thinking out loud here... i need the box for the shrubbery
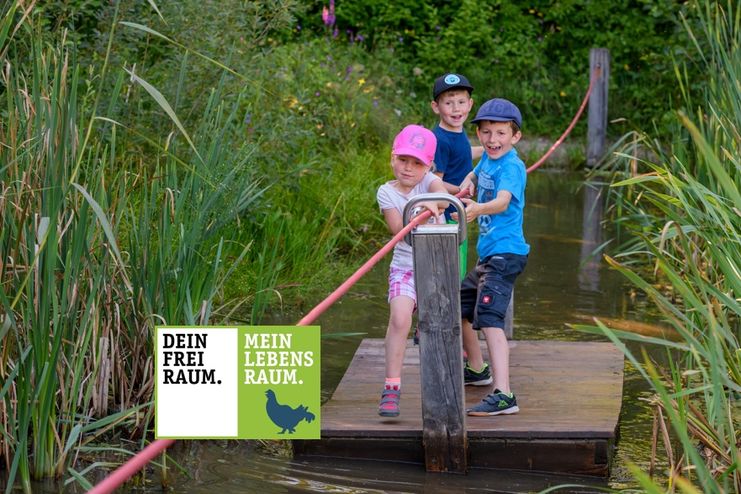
[298,0,700,137]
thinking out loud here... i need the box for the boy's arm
[471,146,484,161]
[460,190,512,223]
[458,171,477,197]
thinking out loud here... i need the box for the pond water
[6,171,668,493]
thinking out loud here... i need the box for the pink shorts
[388,267,416,303]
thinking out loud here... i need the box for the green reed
[0,2,265,490]
[579,1,740,491]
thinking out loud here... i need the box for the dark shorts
[461,254,528,330]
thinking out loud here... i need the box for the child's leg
[481,326,510,393]
[461,267,488,354]
[380,267,416,417]
[465,254,526,416]
[379,296,414,417]
[462,319,484,369]
[384,295,415,378]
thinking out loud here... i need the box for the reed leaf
[124,69,205,166]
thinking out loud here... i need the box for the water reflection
[157,441,610,493]
[578,182,605,292]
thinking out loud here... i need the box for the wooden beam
[412,225,467,473]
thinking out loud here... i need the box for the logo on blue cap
[444,74,461,85]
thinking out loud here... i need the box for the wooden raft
[295,338,624,476]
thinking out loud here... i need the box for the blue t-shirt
[432,124,473,219]
[473,148,530,257]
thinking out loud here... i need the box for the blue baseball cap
[432,73,474,100]
[471,98,522,129]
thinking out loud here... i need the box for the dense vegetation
[580,2,740,491]
[0,0,736,492]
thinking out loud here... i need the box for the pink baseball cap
[392,124,437,166]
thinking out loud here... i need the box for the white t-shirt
[376,172,443,270]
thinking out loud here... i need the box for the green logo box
[155,326,320,439]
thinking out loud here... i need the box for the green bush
[299,0,700,137]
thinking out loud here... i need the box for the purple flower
[244,112,252,125]
[322,1,336,28]
[315,91,321,97]
[356,33,365,42]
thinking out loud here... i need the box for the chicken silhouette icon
[264,389,316,434]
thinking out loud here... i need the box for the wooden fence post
[587,48,610,167]
[406,195,467,474]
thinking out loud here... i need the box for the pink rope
[87,439,175,494]
[526,67,601,174]
[87,70,600,494]
[297,210,438,326]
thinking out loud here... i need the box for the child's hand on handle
[460,197,482,223]
[411,201,443,222]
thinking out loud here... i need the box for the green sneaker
[464,362,493,386]
[467,389,519,416]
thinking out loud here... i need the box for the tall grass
[0,3,264,490]
[580,1,740,491]
[1,0,421,489]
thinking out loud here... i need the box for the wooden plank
[412,229,467,473]
[321,339,623,437]
[296,339,624,475]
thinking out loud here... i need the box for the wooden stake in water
[412,222,467,473]
[587,48,610,167]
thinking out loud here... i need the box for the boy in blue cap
[457,98,529,416]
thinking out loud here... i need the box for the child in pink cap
[376,124,447,417]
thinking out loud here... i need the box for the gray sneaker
[467,389,519,416]
[464,363,493,386]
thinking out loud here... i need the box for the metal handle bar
[401,193,466,245]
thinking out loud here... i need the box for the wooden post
[587,48,610,167]
[412,223,467,474]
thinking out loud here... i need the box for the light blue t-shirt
[473,148,530,258]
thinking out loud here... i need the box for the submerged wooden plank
[296,338,624,475]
